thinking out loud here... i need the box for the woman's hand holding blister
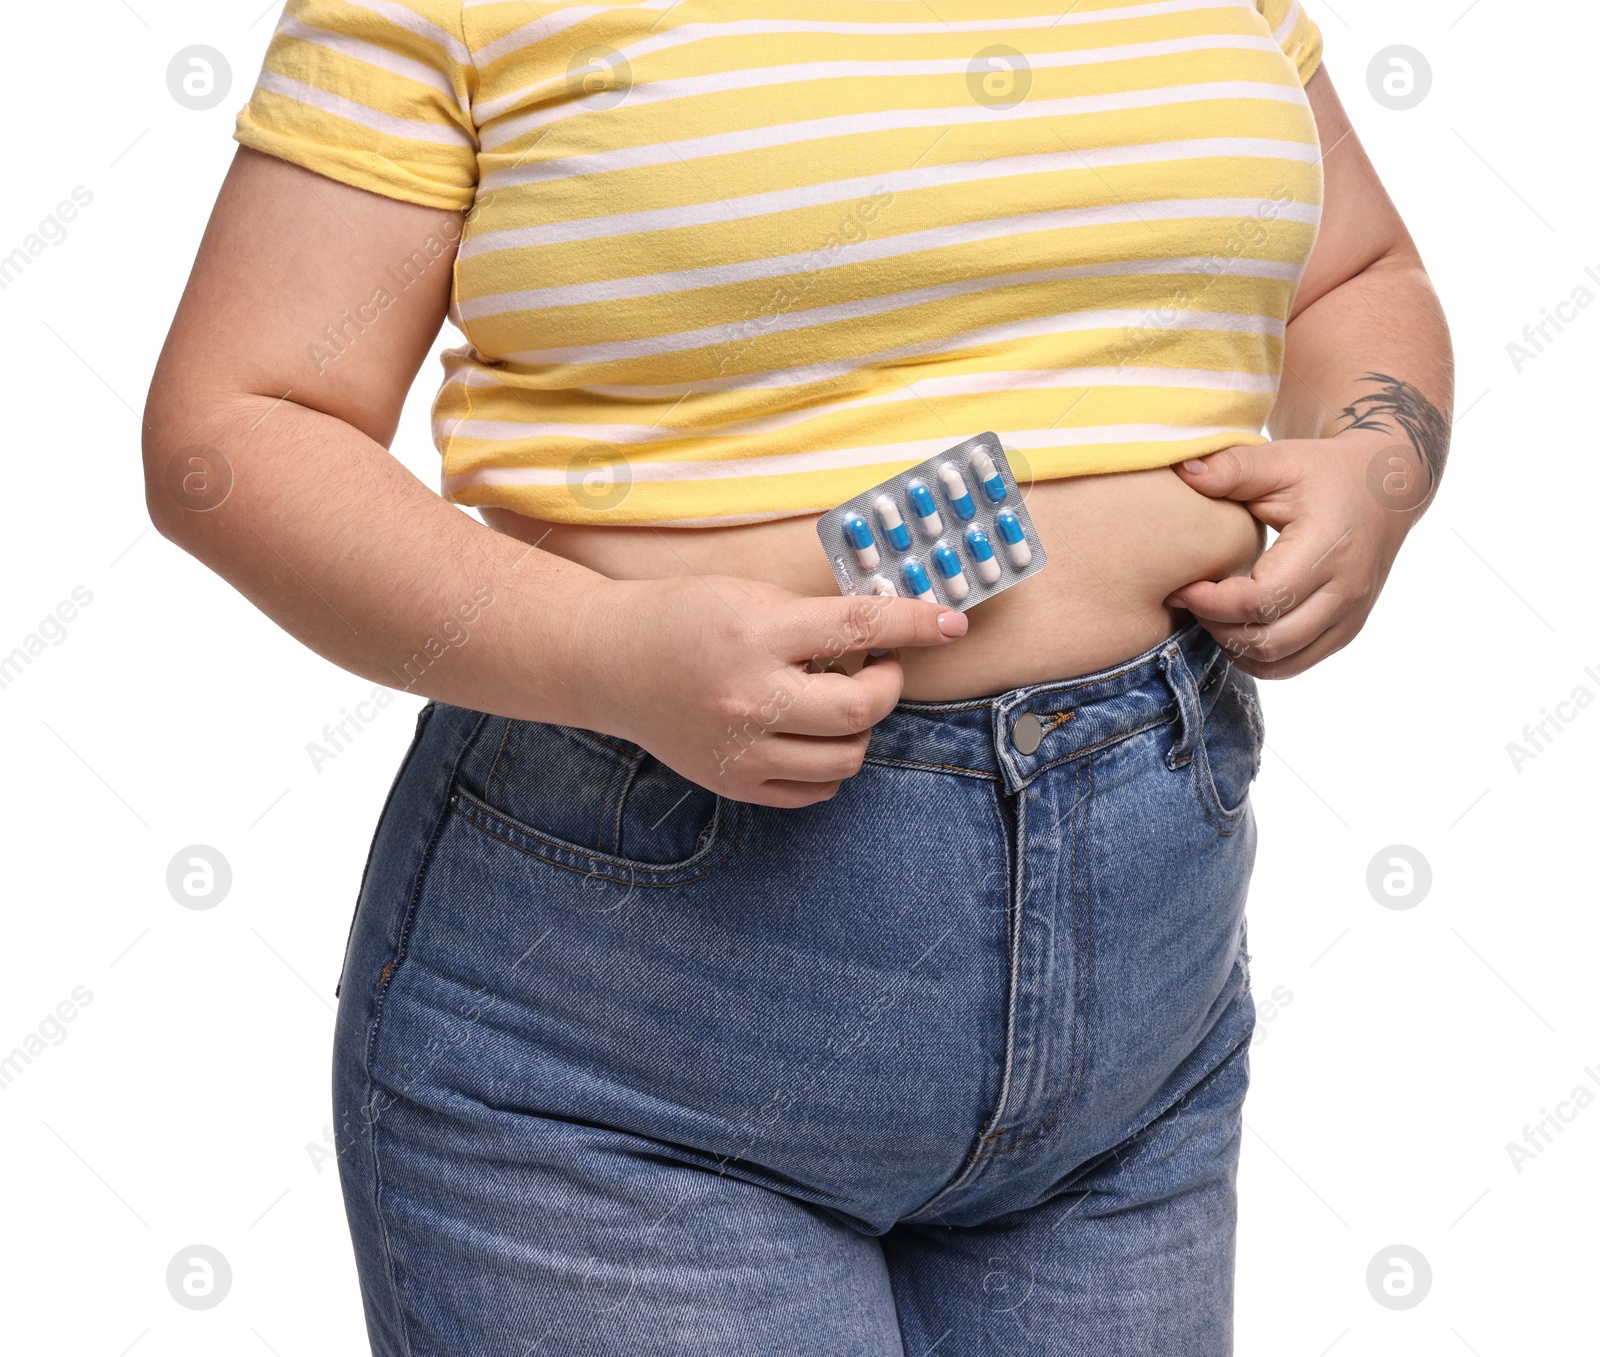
[567,575,967,808]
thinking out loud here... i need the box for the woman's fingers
[750,730,874,782]
[1219,609,1365,681]
[680,585,970,799]
[776,650,906,737]
[1169,440,1310,521]
[749,778,847,809]
[779,592,966,662]
[1196,585,1347,670]
[1167,519,1351,625]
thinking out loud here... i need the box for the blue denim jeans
[331,619,1265,1355]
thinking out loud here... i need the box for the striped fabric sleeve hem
[234,107,478,209]
[1258,0,1323,85]
[233,0,478,211]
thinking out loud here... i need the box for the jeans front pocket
[449,716,744,885]
[1192,658,1265,828]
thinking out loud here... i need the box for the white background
[1,2,1594,1353]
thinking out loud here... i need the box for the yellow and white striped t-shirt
[236,0,1325,526]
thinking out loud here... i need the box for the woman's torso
[237,2,1321,692]
[433,1,1314,695]
[483,469,1264,699]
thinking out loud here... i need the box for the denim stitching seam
[974,757,1094,1156]
[449,787,746,886]
[1011,715,1172,787]
[364,707,488,1357]
[485,716,515,804]
[861,754,996,779]
[504,720,529,801]
[592,741,637,852]
[1192,751,1250,835]
[606,748,647,856]
[899,777,1026,1221]
[338,703,435,1000]
[959,771,1030,1165]
[927,781,1015,1205]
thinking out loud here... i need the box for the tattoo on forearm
[1337,372,1450,493]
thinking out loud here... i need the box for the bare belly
[481,466,1265,701]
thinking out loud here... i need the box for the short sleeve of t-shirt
[1257,0,1324,85]
[233,0,477,211]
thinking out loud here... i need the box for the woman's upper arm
[1290,65,1421,324]
[145,146,463,457]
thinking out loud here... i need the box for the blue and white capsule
[969,447,1008,504]
[906,480,943,538]
[995,510,1032,567]
[937,464,977,521]
[842,514,879,569]
[900,559,937,604]
[931,543,969,602]
[963,525,1003,585]
[873,494,912,551]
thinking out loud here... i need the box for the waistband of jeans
[863,619,1227,794]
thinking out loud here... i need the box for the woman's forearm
[1166,233,1455,675]
[1270,247,1456,499]
[142,391,606,727]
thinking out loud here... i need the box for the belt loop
[1158,638,1201,771]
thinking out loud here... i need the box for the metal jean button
[1010,712,1043,755]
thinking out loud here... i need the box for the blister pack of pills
[815,432,1048,611]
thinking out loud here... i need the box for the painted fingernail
[1181,459,1208,474]
[937,610,968,636]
